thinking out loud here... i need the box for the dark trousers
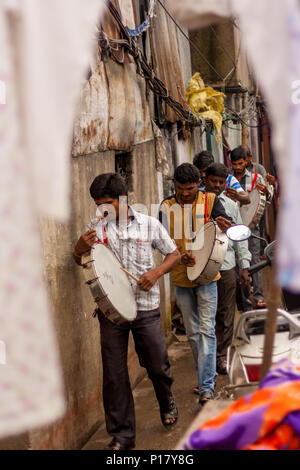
[98,309,174,446]
[236,227,264,311]
[236,268,252,312]
[216,268,236,360]
[248,227,264,302]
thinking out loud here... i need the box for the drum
[81,243,137,325]
[187,221,228,285]
[239,189,266,230]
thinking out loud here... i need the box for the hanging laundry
[276,0,300,292]
[186,72,225,142]
[0,0,103,439]
[181,360,300,450]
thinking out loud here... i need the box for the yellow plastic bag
[186,73,225,141]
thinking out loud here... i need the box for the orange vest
[160,192,220,287]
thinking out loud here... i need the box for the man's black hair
[193,151,215,170]
[241,144,251,157]
[230,146,247,162]
[90,173,128,200]
[206,163,229,179]
[174,163,200,184]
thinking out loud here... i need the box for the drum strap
[204,192,208,223]
[101,221,109,247]
[251,172,258,191]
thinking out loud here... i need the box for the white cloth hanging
[276,0,300,291]
[0,0,103,439]
[17,0,104,221]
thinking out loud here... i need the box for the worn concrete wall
[29,152,115,450]
[33,147,168,450]
[0,142,172,450]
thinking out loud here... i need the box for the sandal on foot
[160,397,178,427]
[193,386,200,395]
[106,437,135,451]
[199,391,213,407]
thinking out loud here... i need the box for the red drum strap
[251,173,258,191]
[205,192,208,223]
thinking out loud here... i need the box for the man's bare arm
[73,229,97,265]
[226,188,250,205]
[138,250,181,292]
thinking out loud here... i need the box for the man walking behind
[205,163,251,374]
[74,173,180,450]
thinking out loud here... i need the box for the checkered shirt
[87,208,177,311]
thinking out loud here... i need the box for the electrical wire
[100,0,203,125]
[225,105,263,128]
[223,116,268,130]
[101,0,258,132]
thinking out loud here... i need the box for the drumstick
[120,266,140,283]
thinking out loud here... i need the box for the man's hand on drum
[74,229,97,256]
[239,269,250,287]
[137,269,160,292]
[256,182,268,195]
[266,173,276,186]
[181,253,196,267]
[215,216,232,233]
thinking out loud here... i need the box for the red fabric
[251,172,258,191]
[205,192,208,223]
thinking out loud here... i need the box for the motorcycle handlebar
[248,259,270,275]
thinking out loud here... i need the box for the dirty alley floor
[82,334,230,451]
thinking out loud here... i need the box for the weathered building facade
[0,1,260,450]
[190,20,275,238]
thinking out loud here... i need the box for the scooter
[223,225,300,399]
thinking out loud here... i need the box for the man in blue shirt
[193,151,250,205]
[205,163,251,374]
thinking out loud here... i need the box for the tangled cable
[99,0,202,126]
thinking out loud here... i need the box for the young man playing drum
[73,173,181,451]
[204,163,251,375]
[159,163,232,406]
[230,146,273,310]
[242,143,276,257]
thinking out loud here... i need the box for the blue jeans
[176,283,217,396]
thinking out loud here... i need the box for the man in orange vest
[159,163,232,405]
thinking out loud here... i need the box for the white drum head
[93,244,137,321]
[240,189,260,227]
[187,222,216,282]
